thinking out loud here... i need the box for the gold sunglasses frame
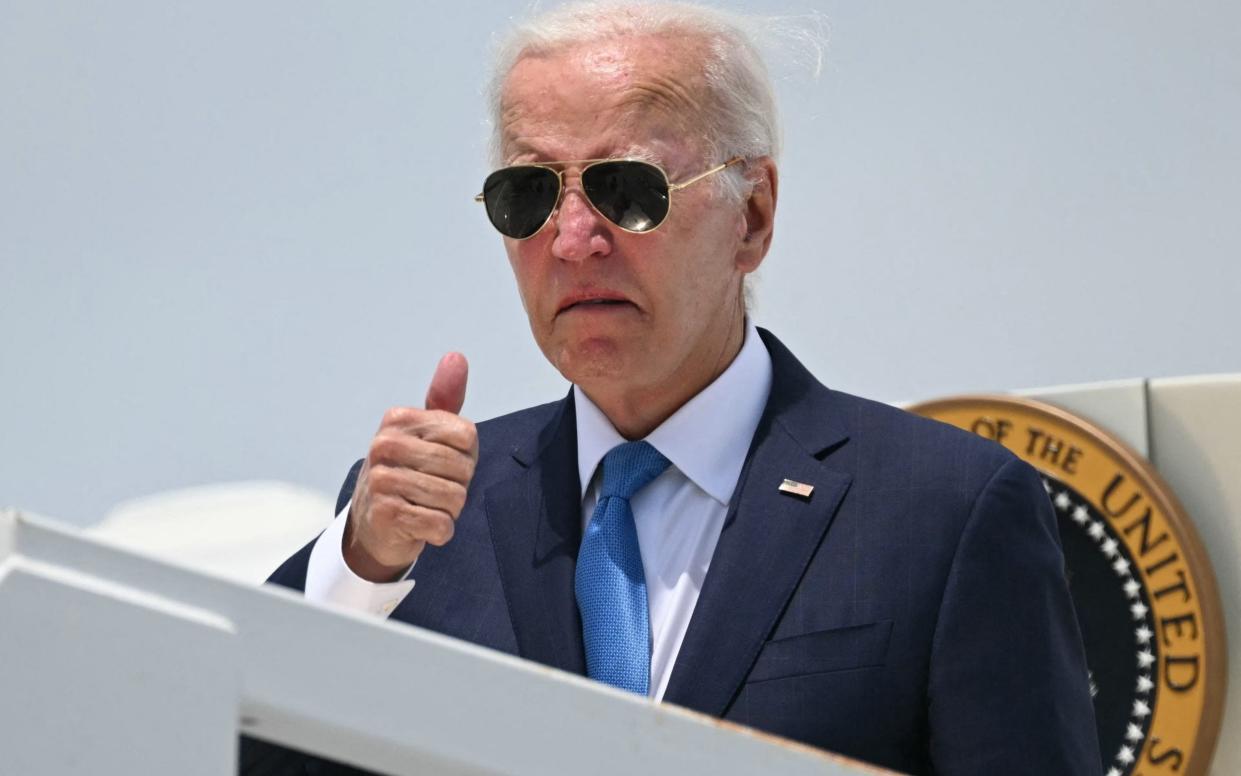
[474,156,744,239]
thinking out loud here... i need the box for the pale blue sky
[3,1,1238,524]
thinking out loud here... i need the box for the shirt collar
[574,321,773,505]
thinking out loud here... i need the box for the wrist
[342,511,417,583]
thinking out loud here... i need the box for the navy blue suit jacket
[253,329,1100,775]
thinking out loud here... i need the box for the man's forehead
[505,32,708,88]
[498,35,710,161]
[499,108,673,163]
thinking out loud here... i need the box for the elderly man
[247,3,1101,774]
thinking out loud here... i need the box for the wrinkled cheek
[507,273,554,352]
[513,282,534,315]
[506,263,537,318]
[507,245,552,317]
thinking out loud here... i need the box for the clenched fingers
[368,429,477,484]
[378,407,478,457]
[368,492,458,548]
[366,464,469,518]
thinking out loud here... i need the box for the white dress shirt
[305,322,773,700]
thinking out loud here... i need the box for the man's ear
[735,156,778,273]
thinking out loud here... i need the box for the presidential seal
[908,395,1226,776]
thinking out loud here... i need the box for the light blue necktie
[575,440,671,695]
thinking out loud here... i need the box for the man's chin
[549,339,634,386]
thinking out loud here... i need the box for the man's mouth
[571,299,628,308]
[557,294,636,314]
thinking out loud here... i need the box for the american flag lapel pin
[778,479,815,499]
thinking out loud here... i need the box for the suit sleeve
[927,457,1102,775]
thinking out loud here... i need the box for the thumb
[425,352,469,414]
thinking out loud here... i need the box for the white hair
[487,1,793,203]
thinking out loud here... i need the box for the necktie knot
[599,441,671,501]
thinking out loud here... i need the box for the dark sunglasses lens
[582,161,670,232]
[482,166,560,239]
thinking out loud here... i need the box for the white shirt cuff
[304,499,417,617]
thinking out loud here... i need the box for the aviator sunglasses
[475,156,744,239]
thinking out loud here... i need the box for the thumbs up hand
[344,353,479,582]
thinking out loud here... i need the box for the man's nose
[550,188,612,262]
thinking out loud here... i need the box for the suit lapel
[484,393,587,676]
[663,330,853,715]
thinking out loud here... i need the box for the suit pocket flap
[748,620,894,682]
